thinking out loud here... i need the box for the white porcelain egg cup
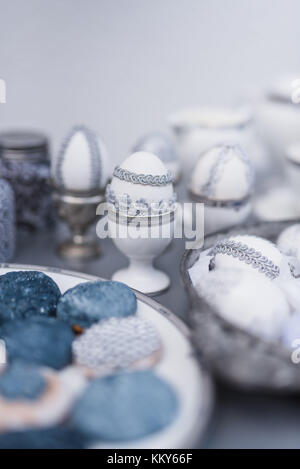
[108,210,175,295]
[107,151,176,295]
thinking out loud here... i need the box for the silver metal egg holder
[52,187,104,260]
[52,125,108,260]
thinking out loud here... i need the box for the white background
[0,0,300,163]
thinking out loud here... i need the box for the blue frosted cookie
[0,317,74,370]
[0,362,46,400]
[0,427,86,449]
[57,281,137,328]
[70,370,178,441]
[0,271,61,324]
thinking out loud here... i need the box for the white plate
[0,263,213,449]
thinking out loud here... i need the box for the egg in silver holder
[52,125,110,259]
[107,151,177,295]
[189,143,254,235]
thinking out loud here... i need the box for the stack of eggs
[132,132,180,183]
[189,144,254,234]
[52,125,110,194]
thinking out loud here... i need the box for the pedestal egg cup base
[53,190,104,261]
[57,237,101,260]
[112,265,170,296]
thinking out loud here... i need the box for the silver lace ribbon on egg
[209,239,280,280]
[113,166,173,186]
[106,184,177,216]
[201,144,254,199]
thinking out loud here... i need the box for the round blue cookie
[0,271,61,324]
[70,370,178,441]
[0,317,74,370]
[0,427,86,449]
[0,361,46,400]
[57,281,137,328]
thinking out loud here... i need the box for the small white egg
[196,268,290,341]
[190,144,254,201]
[109,151,174,210]
[132,132,180,182]
[53,125,110,193]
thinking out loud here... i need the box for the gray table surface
[14,226,300,449]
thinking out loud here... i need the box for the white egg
[53,125,110,193]
[211,235,283,278]
[109,152,174,212]
[190,144,253,201]
[196,268,290,341]
[132,133,180,182]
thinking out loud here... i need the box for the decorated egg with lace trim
[52,125,110,193]
[189,144,254,202]
[209,235,283,280]
[107,152,176,216]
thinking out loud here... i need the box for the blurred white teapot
[169,106,266,178]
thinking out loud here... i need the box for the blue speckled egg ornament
[0,271,61,324]
[0,317,74,370]
[70,371,178,441]
[0,178,15,262]
[0,427,87,449]
[0,361,46,401]
[57,281,137,328]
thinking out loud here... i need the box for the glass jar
[0,131,55,230]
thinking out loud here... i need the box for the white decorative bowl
[0,263,213,449]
